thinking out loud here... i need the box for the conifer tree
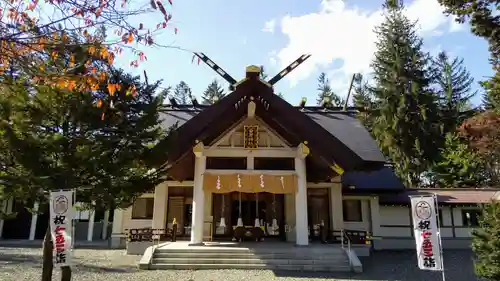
[260,66,269,80]
[173,81,191,104]
[433,51,476,134]
[0,68,170,281]
[370,0,440,186]
[427,133,484,187]
[472,201,500,281]
[316,72,344,106]
[201,80,225,105]
[352,74,375,131]
[437,0,500,111]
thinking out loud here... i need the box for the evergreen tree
[316,72,344,106]
[260,66,268,80]
[0,69,170,280]
[427,133,484,188]
[370,0,440,187]
[159,86,172,101]
[433,51,476,133]
[201,80,225,105]
[173,81,191,104]
[352,74,375,131]
[437,0,500,111]
[472,201,500,281]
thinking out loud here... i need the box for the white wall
[378,205,479,239]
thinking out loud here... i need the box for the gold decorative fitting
[243,125,259,149]
[246,65,261,73]
[193,142,203,154]
[301,142,310,156]
[330,163,344,175]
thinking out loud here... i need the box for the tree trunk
[41,225,53,281]
[61,266,72,281]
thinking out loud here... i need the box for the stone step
[149,263,352,272]
[152,257,350,265]
[153,252,346,259]
[154,248,344,255]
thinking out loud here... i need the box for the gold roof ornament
[330,163,344,175]
[246,65,261,73]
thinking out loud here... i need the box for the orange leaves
[107,83,121,96]
[88,46,97,56]
[107,52,115,64]
[95,8,103,18]
[100,47,109,59]
[68,55,75,68]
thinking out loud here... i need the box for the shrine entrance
[212,192,286,241]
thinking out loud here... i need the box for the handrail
[340,228,352,267]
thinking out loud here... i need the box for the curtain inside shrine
[203,173,297,194]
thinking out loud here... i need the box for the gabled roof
[342,166,405,190]
[154,77,386,181]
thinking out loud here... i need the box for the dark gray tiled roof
[303,111,385,163]
[159,106,385,163]
[159,108,201,129]
[342,166,405,190]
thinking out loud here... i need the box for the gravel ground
[0,247,479,281]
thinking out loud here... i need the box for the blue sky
[112,0,493,106]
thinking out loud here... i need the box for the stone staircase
[148,243,355,272]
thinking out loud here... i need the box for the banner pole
[72,190,76,250]
[433,194,446,281]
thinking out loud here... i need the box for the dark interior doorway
[34,204,50,239]
[2,201,32,239]
[307,188,331,241]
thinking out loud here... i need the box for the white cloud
[271,0,465,89]
[262,19,277,33]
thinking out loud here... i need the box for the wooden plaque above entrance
[203,173,298,194]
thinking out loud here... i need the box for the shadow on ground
[0,252,137,274]
[272,250,479,281]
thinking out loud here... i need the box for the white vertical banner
[410,195,443,271]
[49,190,74,267]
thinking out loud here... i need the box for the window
[254,158,295,170]
[438,209,444,226]
[343,200,362,222]
[206,157,247,170]
[462,209,481,227]
[131,198,154,219]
